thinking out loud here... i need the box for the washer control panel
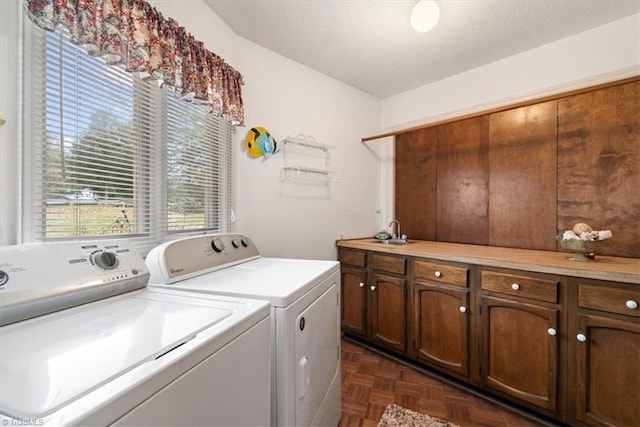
[146,233,260,284]
[0,241,149,326]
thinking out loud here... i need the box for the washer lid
[162,258,339,307]
[0,290,233,419]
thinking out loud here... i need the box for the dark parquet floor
[339,338,552,427]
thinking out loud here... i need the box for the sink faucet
[388,220,401,240]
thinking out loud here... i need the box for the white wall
[381,13,640,131]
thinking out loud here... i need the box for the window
[22,19,234,255]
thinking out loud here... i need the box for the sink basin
[372,239,412,245]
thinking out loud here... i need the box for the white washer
[0,241,271,426]
[146,233,341,427]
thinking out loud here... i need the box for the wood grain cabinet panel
[488,101,558,251]
[395,128,436,241]
[340,266,368,337]
[575,313,640,427]
[557,81,640,258]
[577,282,640,318]
[481,270,559,303]
[436,116,489,245]
[371,273,407,352]
[338,249,367,268]
[481,295,560,414]
[339,250,409,355]
[414,260,468,287]
[372,254,406,275]
[570,277,640,427]
[413,281,469,379]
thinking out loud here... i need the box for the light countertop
[336,238,640,284]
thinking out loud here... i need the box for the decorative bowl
[558,238,604,262]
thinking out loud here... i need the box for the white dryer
[146,233,341,427]
[0,241,271,426]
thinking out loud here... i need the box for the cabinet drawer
[372,254,406,275]
[578,283,640,318]
[339,249,366,268]
[414,260,468,287]
[481,271,558,303]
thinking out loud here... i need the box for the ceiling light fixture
[410,0,440,33]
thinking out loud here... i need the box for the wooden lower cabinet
[371,272,406,352]
[338,246,639,426]
[574,313,640,427]
[413,282,469,378]
[480,295,560,414]
[479,269,563,416]
[571,278,640,427]
[411,259,470,379]
[339,249,407,353]
[340,265,368,337]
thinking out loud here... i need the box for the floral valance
[25,0,245,126]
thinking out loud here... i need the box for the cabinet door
[488,101,557,251]
[340,266,368,337]
[558,81,640,258]
[413,282,469,378]
[395,128,436,240]
[436,116,489,245]
[371,273,406,352]
[575,313,640,427]
[481,295,559,413]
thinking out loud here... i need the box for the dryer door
[294,283,339,426]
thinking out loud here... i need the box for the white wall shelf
[281,166,339,183]
[280,134,338,184]
[281,134,335,152]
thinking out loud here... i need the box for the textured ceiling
[204,0,640,99]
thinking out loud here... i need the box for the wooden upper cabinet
[557,81,640,258]
[392,78,638,257]
[395,128,436,241]
[488,101,558,251]
[436,116,489,245]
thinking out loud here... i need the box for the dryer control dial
[241,237,250,247]
[0,270,8,286]
[92,251,119,270]
[231,238,241,249]
[211,238,225,253]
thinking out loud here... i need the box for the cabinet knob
[359,282,365,288]
[511,283,520,291]
[459,306,466,313]
[547,328,557,336]
[626,300,638,310]
[434,271,442,278]
[370,285,376,291]
[577,333,587,342]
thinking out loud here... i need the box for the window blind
[23,21,234,255]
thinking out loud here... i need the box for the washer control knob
[240,237,250,247]
[0,270,8,286]
[211,238,225,253]
[231,238,241,249]
[94,251,118,270]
